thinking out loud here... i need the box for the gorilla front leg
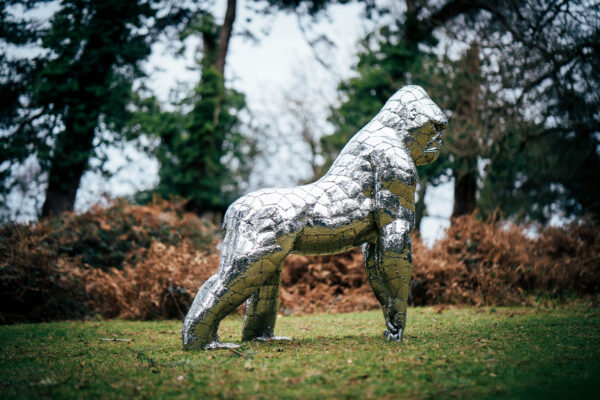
[241,265,291,341]
[363,241,392,324]
[377,220,413,342]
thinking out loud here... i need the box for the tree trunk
[215,0,236,76]
[41,118,96,217]
[40,5,121,218]
[212,0,237,127]
[41,151,89,217]
[451,42,480,220]
[414,182,427,233]
[451,158,477,218]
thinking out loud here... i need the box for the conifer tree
[0,0,192,217]
[130,1,255,214]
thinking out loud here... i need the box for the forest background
[1,0,599,323]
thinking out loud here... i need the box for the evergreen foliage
[0,0,192,218]
[255,0,363,15]
[130,13,253,214]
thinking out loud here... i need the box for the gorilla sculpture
[183,85,447,349]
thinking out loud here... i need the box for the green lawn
[1,305,599,399]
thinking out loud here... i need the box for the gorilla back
[183,85,447,349]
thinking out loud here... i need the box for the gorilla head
[376,85,448,165]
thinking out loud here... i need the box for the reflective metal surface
[182,85,447,349]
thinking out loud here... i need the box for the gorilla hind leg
[182,243,290,350]
[241,261,291,342]
[182,274,250,350]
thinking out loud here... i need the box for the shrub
[533,220,600,295]
[1,201,598,323]
[47,197,214,271]
[410,216,535,306]
[410,216,599,305]
[280,250,379,314]
[0,223,89,324]
[0,198,217,323]
[71,241,219,320]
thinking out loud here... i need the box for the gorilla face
[377,85,448,166]
[410,120,446,165]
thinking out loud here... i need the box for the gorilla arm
[363,213,413,341]
[367,156,416,341]
[370,219,413,341]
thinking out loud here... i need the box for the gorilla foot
[204,340,241,350]
[253,335,292,342]
[383,327,403,342]
[182,327,240,350]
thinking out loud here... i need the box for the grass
[1,305,599,399]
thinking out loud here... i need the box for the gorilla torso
[224,118,416,256]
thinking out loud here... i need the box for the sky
[7,0,454,245]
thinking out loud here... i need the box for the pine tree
[130,2,254,214]
[0,0,191,217]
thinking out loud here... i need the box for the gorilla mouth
[424,133,442,153]
[423,147,439,155]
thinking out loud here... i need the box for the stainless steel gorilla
[182,85,447,349]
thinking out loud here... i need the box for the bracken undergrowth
[1,199,598,323]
